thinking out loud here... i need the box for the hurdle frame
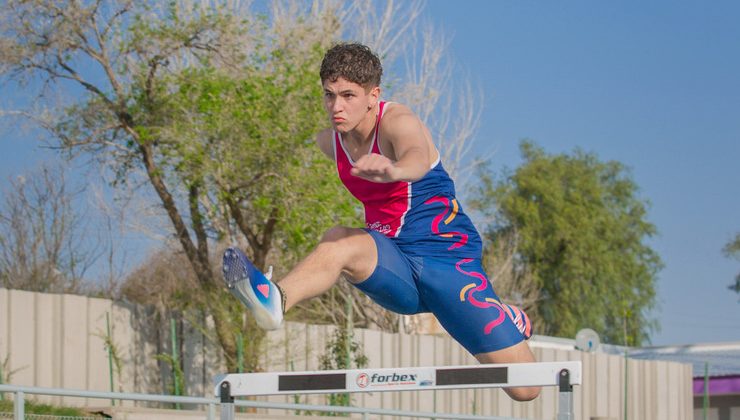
[216,361,581,420]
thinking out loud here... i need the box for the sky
[423,0,740,346]
[1,1,738,347]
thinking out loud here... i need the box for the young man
[222,43,540,401]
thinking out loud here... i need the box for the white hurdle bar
[215,361,581,420]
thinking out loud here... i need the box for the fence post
[208,402,216,420]
[171,317,181,409]
[14,390,24,419]
[106,312,116,406]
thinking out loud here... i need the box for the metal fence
[0,416,89,419]
[0,384,525,420]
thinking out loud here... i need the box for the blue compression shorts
[353,229,529,355]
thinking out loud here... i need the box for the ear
[368,86,381,108]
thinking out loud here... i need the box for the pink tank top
[333,102,411,237]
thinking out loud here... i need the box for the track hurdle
[215,361,581,420]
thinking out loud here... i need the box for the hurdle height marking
[215,361,581,420]
[436,366,507,386]
[278,373,346,391]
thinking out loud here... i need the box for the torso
[329,101,483,258]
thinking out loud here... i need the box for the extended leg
[277,226,378,310]
[223,226,423,330]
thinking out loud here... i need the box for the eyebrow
[324,88,359,95]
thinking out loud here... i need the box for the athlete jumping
[222,43,540,401]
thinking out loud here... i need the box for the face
[322,77,379,134]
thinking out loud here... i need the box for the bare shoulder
[382,103,419,126]
[380,102,430,141]
[380,102,438,164]
[315,128,335,159]
[379,103,424,137]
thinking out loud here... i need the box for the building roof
[628,342,740,378]
[531,335,740,378]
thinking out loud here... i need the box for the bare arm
[315,129,335,159]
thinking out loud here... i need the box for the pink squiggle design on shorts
[425,196,468,250]
[455,259,506,334]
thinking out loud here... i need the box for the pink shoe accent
[257,284,270,298]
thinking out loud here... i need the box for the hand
[350,153,402,183]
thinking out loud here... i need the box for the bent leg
[349,229,425,314]
[277,226,378,310]
[475,341,541,401]
[417,257,540,401]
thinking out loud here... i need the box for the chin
[333,124,351,134]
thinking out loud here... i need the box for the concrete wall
[0,288,693,420]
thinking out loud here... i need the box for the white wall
[0,288,693,419]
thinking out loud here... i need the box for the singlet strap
[373,101,387,155]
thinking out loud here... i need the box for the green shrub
[0,398,101,416]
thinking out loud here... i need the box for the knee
[318,227,376,277]
[320,226,355,244]
[318,226,369,256]
[506,386,541,402]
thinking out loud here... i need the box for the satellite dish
[575,328,601,352]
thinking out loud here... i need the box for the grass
[0,398,101,416]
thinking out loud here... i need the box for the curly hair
[320,43,382,89]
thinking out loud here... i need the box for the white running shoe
[222,247,284,330]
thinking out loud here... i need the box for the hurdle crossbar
[215,361,581,420]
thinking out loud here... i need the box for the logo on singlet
[366,221,392,235]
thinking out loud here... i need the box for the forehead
[322,77,366,93]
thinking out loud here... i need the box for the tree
[1,0,345,370]
[471,141,662,346]
[480,227,541,317]
[723,233,740,295]
[0,164,100,293]
[1,0,484,369]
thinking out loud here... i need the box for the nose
[331,99,342,113]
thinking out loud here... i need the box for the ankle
[275,283,287,314]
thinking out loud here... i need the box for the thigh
[351,229,427,315]
[418,257,525,354]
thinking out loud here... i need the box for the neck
[344,103,380,145]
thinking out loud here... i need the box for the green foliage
[0,398,103,416]
[159,60,357,258]
[0,352,26,392]
[319,328,368,414]
[723,233,740,295]
[319,328,369,371]
[472,140,662,345]
[155,353,185,400]
[95,329,123,392]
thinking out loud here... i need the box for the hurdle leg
[556,369,574,420]
[219,381,235,420]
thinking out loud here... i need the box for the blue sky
[424,0,740,346]
[1,1,738,347]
